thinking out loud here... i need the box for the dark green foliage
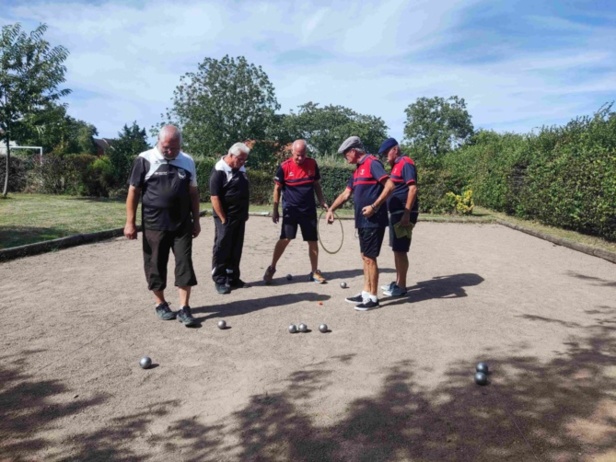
[0,23,71,196]
[282,102,388,157]
[317,163,355,207]
[443,105,616,241]
[30,153,100,195]
[0,156,30,192]
[162,55,280,157]
[404,96,474,161]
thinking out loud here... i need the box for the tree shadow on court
[566,271,616,287]
[191,292,331,322]
[383,273,484,308]
[216,319,615,461]
[0,350,108,459]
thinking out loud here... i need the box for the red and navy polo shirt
[387,155,419,218]
[274,157,320,214]
[346,155,389,228]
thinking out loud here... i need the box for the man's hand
[192,221,201,238]
[326,210,335,224]
[400,211,411,227]
[272,208,279,224]
[124,223,138,240]
[361,205,375,217]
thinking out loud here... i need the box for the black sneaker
[354,299,380,311]
[155,302,176,320]
[215,283,231,294]
[229,279,249,289]
[177,306,198,327]
[345,294,364,304]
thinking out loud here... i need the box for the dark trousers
[143,222,197,291]
[212,216,246,285]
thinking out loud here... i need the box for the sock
[369,294,378,302]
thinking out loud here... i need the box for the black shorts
[358,227,386,259]
[280,208,318,241]
[142,221,197,291]
[389,211,417,252]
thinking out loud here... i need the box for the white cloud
[1,0,614,142]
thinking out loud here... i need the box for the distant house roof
[94,138,116,155]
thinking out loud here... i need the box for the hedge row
[442,108,616,241]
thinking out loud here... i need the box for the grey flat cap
[337,136,364,154]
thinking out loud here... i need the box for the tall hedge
[444,107,616,241]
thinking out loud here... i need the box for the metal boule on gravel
[288,324,298,334]
[319,323,328,333]
[217,320,227,329]
[474,372,488,386]
[286,274,293,280]
[476,362,489,374]
[340,282,347,288]
[139,356,152,369]
[298,323,308,333]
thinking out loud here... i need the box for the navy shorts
[280,208,318,241]
[388,211,418,252]
[358,227,386,259]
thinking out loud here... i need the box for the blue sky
[2,0,615,145]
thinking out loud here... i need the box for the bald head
[291,139,307,165]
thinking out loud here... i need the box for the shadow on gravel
[384,273,484,308]
[191,292,330,322]
[5,310,615,461]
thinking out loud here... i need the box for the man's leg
[178,286,191,307]
[362,254,379,295]
[394,251,409,288]
[270,238,291,270]
[307,240,319,273]
[229,219,246,283]
[212,217,232,290]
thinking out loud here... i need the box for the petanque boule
[139,356,152,369]
[474,372,488,386]
[298,323,308,333]
[288,324,298,334]
[286,274,293,281]
[319,323,328,333]
[217,320,227,329]
[476,362,489,374]
[340,282,348,289]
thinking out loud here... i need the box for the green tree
[283,102,388,157]
[0,23,70,197]
[162,55,280,157]
[108,121,149,186]
[403,96,474,162]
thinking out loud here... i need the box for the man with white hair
[124,124,200,327]
[209,142,251,294]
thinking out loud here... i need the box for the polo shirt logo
[178,170,186,179]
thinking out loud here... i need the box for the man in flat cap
[326,136,394,311]
[378,137,419,297]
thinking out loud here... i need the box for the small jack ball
[217,320,227,329]
[286,274,293,280]
[340,282,348,288]
[288,324,298,334]
[139,356,152,369]
[474,372,488,386]
[298,323,308,333]
[476,362,489,374]
[319,324,328,333]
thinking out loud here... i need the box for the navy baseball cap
[378,137,398,155]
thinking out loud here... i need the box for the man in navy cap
[326,136,394,311]
[378,137,419,297]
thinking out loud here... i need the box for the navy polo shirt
[346,155,389,228]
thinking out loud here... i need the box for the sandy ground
[1,217,615,461]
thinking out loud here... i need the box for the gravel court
[1,217,615,461]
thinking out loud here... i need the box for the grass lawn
[1,193,615,256]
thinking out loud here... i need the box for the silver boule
[298,323,308,333]
[288,324,298,333]
[286,274,293,280]
[139,356,152,369]
[319,323,328,333]
[340,282,347,288]
[217,320,227,329]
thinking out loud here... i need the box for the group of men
[124,125,418,326]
